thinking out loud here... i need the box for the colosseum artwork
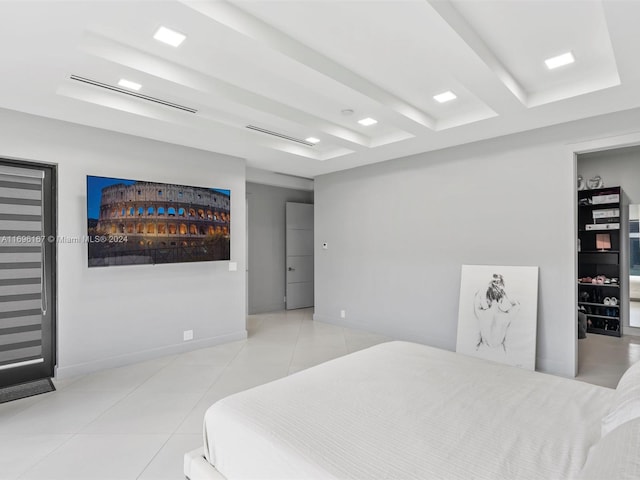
[87,176,230,267]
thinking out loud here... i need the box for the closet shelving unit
[577,186,622,337]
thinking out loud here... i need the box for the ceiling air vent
[245,125,315,147]
[69,75,197,114]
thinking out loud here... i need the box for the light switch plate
[228,262,237,271]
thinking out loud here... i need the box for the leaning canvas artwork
[456,265,539,370]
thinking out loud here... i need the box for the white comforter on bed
[203,341,613,480]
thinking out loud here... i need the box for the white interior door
[286,202,313,310]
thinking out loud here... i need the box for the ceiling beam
[178,0,437,133]
[426,0,529,110]
[79,31,371,151]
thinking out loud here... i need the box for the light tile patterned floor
[0,309,389,480]
[0,308,635,479]
[576,331,640,388]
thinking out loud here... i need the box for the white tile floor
[576,329,640,388]
[0,308,636,480]
[0,309,390,480]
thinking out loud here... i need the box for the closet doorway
[577,145,640,336]
[628,204,640,327]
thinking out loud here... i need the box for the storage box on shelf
[577,186,622,337]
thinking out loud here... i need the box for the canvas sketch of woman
[473,274,521,353]
[457,265,538,370]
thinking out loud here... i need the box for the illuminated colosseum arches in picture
[86,175,230,267]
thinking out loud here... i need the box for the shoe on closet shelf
[604,297,611,305]
[610,297,618,306]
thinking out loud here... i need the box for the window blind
[0,166,45,370]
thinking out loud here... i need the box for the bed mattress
[203,341,613,479]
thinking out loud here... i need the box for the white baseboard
[249,302,286,314]
[312,313,380,334]
[54,330,247,379]
[535,356,574,378]
[313,313,572,377]
[312,313,451,350]
[313,313,378,332]
[623,325,640,336]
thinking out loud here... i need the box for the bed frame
[184,447,225,480]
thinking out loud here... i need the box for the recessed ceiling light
[305,137,320,144]
[433,91,457,103]
[358,117,377,126]
[117,79,141,91]
[545,51,575,70]
[153,26,186,47]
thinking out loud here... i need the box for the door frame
[0,156,57,386]
[569,132,640,376]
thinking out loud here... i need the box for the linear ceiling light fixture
[545,51,575,70]
[433,91,457,103]
[305,137,321,144]
[246,125,317,146]
[69,75,197,113]
[153,26,186,47]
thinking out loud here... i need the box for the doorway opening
[575,142,640,382]
[0,158,56,389]
[246,182,313,315]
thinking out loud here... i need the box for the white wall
[315,106,640,377]
[0,108,247,378]
[579,145,640,202]
[246,167,314,191]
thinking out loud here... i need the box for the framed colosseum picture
[86,175,230,267]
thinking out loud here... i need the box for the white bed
[184,341,640,480]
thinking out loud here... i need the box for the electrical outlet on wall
[183,329,193,341]
[340,310,346,319]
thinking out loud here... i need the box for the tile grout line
[81,344,249,480]
[169,342,248,436]
[72,369,167,436]
[287,312,306,375]
[14,432,76,480]
[6,364,169,478]
[134,433,174,480]
[135,317,264,478]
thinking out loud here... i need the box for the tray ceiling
[1,0,639,178]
